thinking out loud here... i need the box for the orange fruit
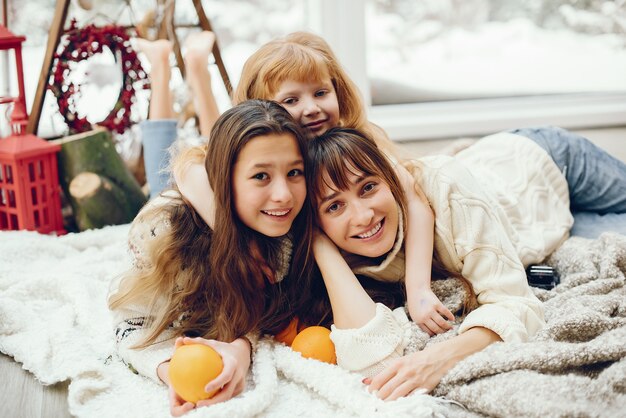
[274,317,299,346]
[291,326,337,364]
[168,344,224,403]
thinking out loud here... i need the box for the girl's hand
[312,229,339,257]
[158,338,196,416]
[183,337,252,408]
[165,336,251,414]
[407,287,454,336]
[363,345,452,401]
[168,383,196,416]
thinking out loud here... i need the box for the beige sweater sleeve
[111,194,177,383]
[112,304,176,383]
[113,193,261,382]
[330,303,413,377]
[419,156,545,342]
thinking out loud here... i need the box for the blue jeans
[509,126,626,238]
[141,119,177,199]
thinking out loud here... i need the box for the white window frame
[306,0,626,141]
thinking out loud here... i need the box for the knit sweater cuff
[117,330,176,384]
[459,304,531,343]
[244,332,260,353]
[330,303,412,377]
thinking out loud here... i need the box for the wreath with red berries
[49,20,148,134]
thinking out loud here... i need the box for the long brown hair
[204,99,315,340]
[109,100,315,346]
[306,128,477,313]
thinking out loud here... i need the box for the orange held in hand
[274,317,299,346]
[291,326,337,364]
[169,344,224,403]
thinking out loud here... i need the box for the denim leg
[571,212,626,238]
[508,126,626,214]
[141,119,177,199]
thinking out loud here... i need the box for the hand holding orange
[168,343,224,403]
[291,326,337,364]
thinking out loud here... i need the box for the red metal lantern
[0,24,65,234]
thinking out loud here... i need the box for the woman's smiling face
[316,166,399,258]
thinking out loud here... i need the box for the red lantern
[0,24,65,234]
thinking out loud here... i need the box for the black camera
[526,265,559,290]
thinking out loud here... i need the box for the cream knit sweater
[331,132,574,376]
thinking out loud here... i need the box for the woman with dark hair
[307,126,626,399]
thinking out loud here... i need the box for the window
[312,0,626,140]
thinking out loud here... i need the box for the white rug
[0,225,449,418]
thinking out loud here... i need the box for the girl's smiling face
[232,132,306,237]
[316,166,399,258]
[273,78,340,139]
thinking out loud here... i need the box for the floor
[1,125,624,418]
[0,354,70,418]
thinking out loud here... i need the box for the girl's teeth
[264,209,289,216]
[358,222,381,238]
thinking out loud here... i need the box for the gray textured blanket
[426,232,626,417]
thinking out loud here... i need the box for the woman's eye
[326,202,341,213]
[288,168,303,177]
[253,173,269,180]
[362,182,377,194]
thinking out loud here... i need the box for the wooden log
[52,127,147,231]
[69,172,131,230]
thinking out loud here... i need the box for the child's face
[273,78,340,139]
[316,167,399,258]
[232,133,306,237]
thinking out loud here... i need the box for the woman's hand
[407,286,454,336]
[163,336,252,415]
[364,327,501,401]
[363,344,452,400]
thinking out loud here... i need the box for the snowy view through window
[366,0,626,104]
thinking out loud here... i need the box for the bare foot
[133,38,173,68]
[183,31,216,68]
[135,38,175,119]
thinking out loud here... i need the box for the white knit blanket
[0,225,449,418]
[2,226,624,417]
